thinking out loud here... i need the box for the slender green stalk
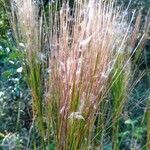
[111,52,131,150]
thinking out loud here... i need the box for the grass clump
[7,0,149,149]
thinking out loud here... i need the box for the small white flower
[69,112,85,121]
[6,47,10,53]
[19,43,25,48]
[125,119,133,125]
[13,78,19,82]
[9,60,15,64]
[17,67,23,73]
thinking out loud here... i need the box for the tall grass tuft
[9,0,147,149]
[10,0,46,148]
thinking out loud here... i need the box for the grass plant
[8,0,148,149]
